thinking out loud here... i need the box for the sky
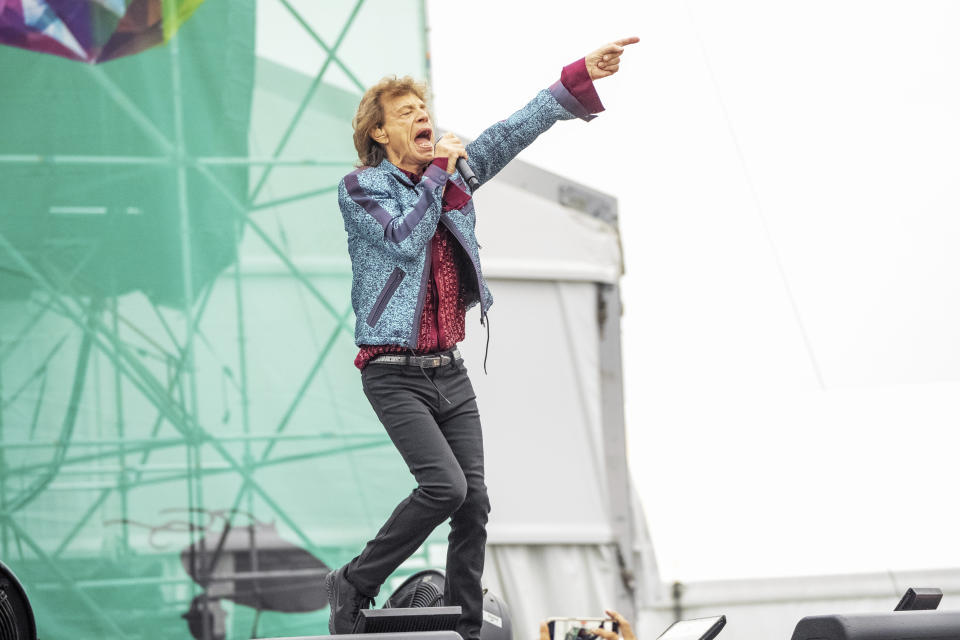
[424,0,960,582]
[255,0,960,584]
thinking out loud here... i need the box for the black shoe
[326,566,375,634]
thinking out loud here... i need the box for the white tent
[454,158,660,632]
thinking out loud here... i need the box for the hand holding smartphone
[546,617,620,640]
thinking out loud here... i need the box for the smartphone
[546,617,619,640]
[655,616,726,640]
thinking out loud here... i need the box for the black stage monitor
[791,611,960,640]
[354,606,463,634]
[895,588,943,611]
[656,616,726,640]
[260,632,462,640]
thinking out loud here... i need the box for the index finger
[605,611,634,636]
[605,610,622,623]
[598,38,638,56]
[539,622,551,640]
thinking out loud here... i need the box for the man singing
[327,37,638,640]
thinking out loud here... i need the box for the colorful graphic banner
[0,0,204,63]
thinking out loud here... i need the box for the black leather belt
[370,349,462,368]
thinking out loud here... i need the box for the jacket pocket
[366,266,406,327]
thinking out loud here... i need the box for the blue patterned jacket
[339,77,599,348]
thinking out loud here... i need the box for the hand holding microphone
[434,132,480,190]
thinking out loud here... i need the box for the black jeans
[346,356,490,640]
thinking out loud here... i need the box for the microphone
[457,157,480,191]
[435,133,479,190]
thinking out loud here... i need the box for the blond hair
[352,76,430,168]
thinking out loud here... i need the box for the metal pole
[276,0,366,92]
[53,438,388,491]
[198,166,350,329]
[230,162,263,612]
[168,29,210,640]
[0,230,319,549]
[220,303,354,538]
[5,302,98,513]
[598,282,638,619]
[0,154,354,167]
[3,515,127,636]
[247,0,366,204]
[0,334,7,558]
[112,297,130,551]
[671,581,684,622]
[53,489,112,558]
[419,0,431,84]
[4,431,370,451]
[259,304,353,461]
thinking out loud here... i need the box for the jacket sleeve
[465,62,603,190]
[339,162,450,260]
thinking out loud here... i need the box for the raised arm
[464,37,638,189]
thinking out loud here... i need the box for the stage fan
[479,588,512,640]
[0,561,36,640]
[383,569,446,609]
[380,569,513,640]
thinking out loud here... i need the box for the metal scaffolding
[0,1,431,637]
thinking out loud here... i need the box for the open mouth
[414,127,432,152]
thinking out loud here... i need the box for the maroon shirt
[355,159,471,369]
[354,58,603,370]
